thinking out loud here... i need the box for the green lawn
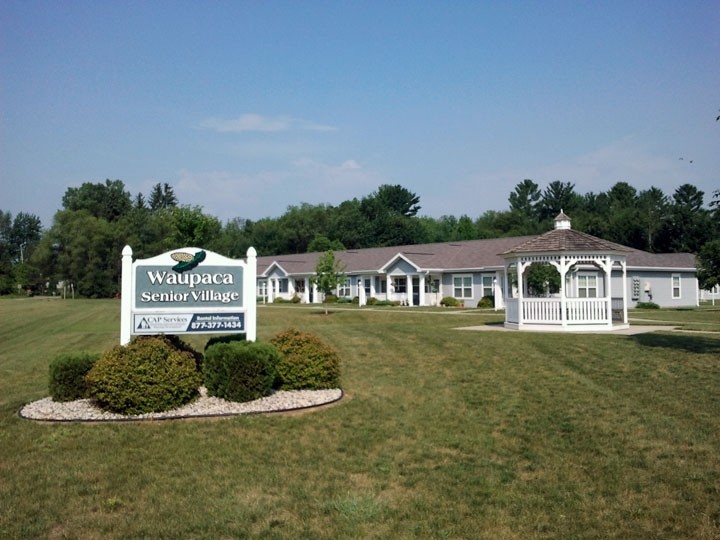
[1,298,719,539]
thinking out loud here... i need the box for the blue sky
[2,1,719,228]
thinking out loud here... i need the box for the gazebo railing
[505,298,609,325]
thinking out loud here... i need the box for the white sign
[120,246,257,345]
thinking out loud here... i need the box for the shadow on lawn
[630,332,720,355]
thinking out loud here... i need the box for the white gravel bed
[19,387,343,422]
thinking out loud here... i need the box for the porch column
[406,275,413,306]
[494,270,503,310]
[268,279,275,302]
[312,282,320,303]
[419,274,426,307]
[386,275,392,302]
[303,277,310,304]
[370,276,376,301]
[357,276,365,306]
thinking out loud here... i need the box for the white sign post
[120,246,257,345]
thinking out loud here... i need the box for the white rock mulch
[19,387,343,422]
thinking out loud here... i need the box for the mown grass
[1,298,719,539]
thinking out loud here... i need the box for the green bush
[477,295,494,308]
[164,334,204,372]
[291,294,302,304]
[270,328,341,390]
[323,294,338,303]
[204,341,280,402]
[337,297,352,304]
[366,296,378,305]
[440,296,459,307]
[204,333,246,351]
[86,336,202,415]
[373,300,400,306]
[635,301,660,309]
[48,352,99,402]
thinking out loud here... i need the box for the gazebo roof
[502,212,631,256]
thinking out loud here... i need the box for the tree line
[1,178,719,298]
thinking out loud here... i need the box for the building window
[632,277,640,300]
[278,279,288,293]
[672,274,681,299]
[578,274,597,298]
[364,279,371,295]
[481,275,494,298]
[376,277,387,294]
[338,278,351,297]
[294,279,305,293]
[453,275,473,299]
[258,280,267,298]
[392,277,407,294]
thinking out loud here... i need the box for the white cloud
[174,159,383,221]
[200,114,336,134]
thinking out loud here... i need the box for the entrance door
[412,277,420,306]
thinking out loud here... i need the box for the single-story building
[256,213,699,330]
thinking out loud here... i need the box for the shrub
[273,296,289,303]
[163,334,203,372]
[48,352,99,402]
[323,294,338,303]
[440,296,459,307]
[337,297,352,304]
[204,333,246,351]
[291,294,302,304]
[366,297,378,305]
[635,301,660,309]
[477,295,494,308]
[86,336,202,415]
[270,328,341,390]
[373,300,400,306]
[204,341,280,402]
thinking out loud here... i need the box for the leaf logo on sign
[170,250,207,273]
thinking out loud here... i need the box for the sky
[1,1,719,228]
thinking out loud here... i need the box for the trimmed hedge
[204,333,247,351]
[48,352,99,402]
[270,328,341,390]
[204,341,280,402]
[86,336,201,415]
[477,295,494,308]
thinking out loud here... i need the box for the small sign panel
[133,313,245,334]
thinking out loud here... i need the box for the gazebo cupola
[500,212,630,331]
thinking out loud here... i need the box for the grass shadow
[630,332,720,354]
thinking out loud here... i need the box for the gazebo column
[603,259,613,329]
[517,260,527,327]
[552,257,570,328]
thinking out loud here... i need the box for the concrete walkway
[455,324,678,335]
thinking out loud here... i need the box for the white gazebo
[501,212,630,332]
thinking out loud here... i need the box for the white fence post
[120,245,133,345]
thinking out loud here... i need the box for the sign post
[120,246,257,345]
